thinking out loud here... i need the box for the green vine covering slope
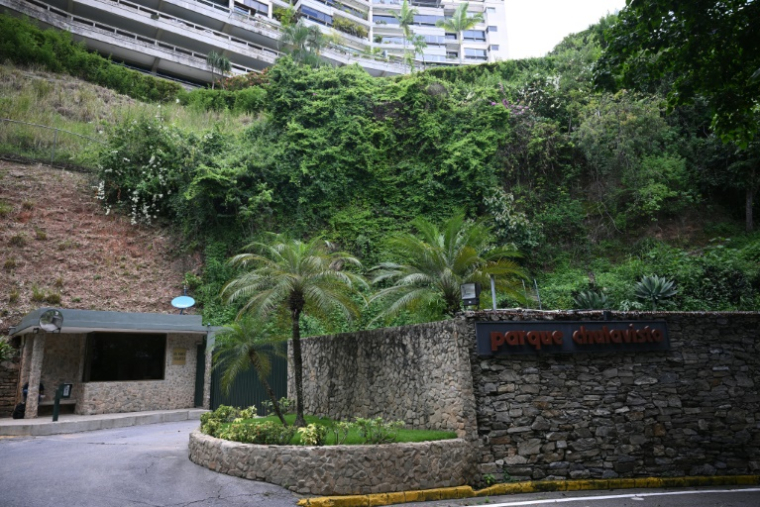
[1,14,758,326]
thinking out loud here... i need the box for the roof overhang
[10,308,212,337]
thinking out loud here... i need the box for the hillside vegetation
[0,162,197,336]
[1,13,758,333]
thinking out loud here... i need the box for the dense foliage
[0,15,181,102]
[85,16,760,319]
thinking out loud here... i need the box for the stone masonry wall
[188,430,472,495]
[78,333,201,415]
[0,360,19,417]
[293,320,477,437]
[465,310,760,482]
[41,334,83,404]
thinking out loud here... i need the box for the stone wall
[188,430,472,495]
[465,310,760,482]
[0,360,19,417]
[292,321,477,437]
[78,333,202,415]
[41,334,83,403]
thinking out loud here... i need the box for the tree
[391,0,418,67]
[435,2,484,64]
[222,234,366,427]
[598,0,760,230]
[279,20,329,67]
[206,51,231,89]
[370,212,526,320]
[212,317,288,426]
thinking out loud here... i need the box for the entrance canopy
[10,308,210,337]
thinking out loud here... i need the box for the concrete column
[17,336,33,404]
[24,333,46,419]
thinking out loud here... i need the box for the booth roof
[10,308,212,336]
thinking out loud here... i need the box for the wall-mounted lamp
[460,282,481,308]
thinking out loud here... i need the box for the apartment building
[0,0,508,85]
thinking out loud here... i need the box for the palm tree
[206,51,231,89]
[222,234,366,427]
[370,212,526,320]
[279,20,328,67]
[212,318,289,426]
[435,2,484,64]
[391,0,418,66]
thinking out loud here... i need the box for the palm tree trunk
[459,39,464,65]
[262,375,288,426]
[291,308,307,428]
[251,352,288,426]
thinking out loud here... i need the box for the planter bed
[188,430,472,495]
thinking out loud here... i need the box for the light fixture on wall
[460,282,481,308]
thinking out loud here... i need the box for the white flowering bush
[97,116,190,225]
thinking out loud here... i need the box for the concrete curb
[296,475,760,507]
[0,409,207,437]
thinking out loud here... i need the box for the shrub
[573,290,609,310]
[634,275,677,311]
[0,337,15,362]
[333,17,368,39]
[218,421,297,444]
[9,234,26,247]
[260,397,295,416]
[353,417,404,444]
[298,423,328,446]
[330,420,353,445]
[0,200,12,217]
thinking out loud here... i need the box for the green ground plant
[200,408,456,446]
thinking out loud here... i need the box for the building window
[490,44,500,51]
[465,48,488,60]
[463,30,486,41]
[240,0,268,15]
[300,6,333,26]
[83,333,166,382]
[445,32,458,40]
[374,15,400,25]
[447,51,458,59]
[488,25,497,32]
[413,15,444,26]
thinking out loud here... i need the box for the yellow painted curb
[298,475,760,507]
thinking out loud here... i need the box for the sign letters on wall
[476,321,670,356]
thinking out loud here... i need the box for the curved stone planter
[188,430,472,495]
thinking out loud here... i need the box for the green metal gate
[210,346,288,415]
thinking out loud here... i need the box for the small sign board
[61,383,73,399]
[172,348,187,365]
[477,321,670,356]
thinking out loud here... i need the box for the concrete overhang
[10,308,213,337]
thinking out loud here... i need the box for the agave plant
[634,275,677,311]
[573,290,609,310]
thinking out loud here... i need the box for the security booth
[10,308,213,419]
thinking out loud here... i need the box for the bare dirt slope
[0,161,199,336]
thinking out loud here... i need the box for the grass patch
[234,415,457,445]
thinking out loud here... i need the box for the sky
[505,0,628,60]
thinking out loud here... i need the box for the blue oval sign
[171,296,196,309]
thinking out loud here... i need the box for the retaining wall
[465,310,760,481]
[188,430,471,495]
[296,310,760,483]
[291,321,477,437]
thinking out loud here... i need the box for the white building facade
[0,0,508,84]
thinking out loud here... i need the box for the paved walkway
[0,408,207,436]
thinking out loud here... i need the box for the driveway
[0,420,298,507]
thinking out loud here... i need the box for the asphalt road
[2,422,758,507]
[408,487,760,507]
[0,420,297,507]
